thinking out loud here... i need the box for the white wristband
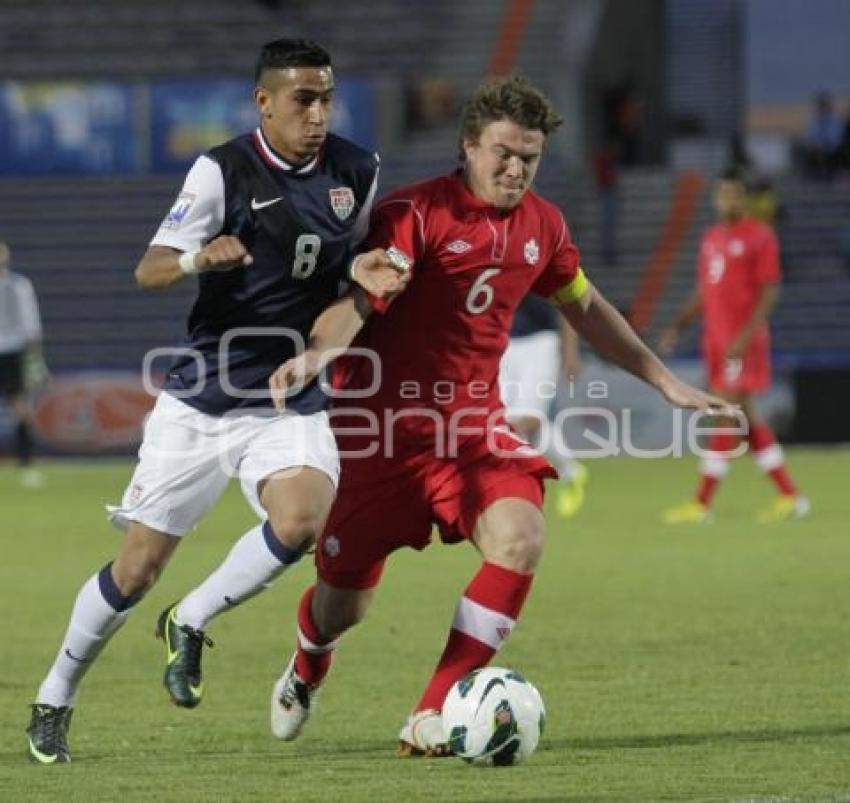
[348,254,364,281]
[178,251,199,275]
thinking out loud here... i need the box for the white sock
[36,573,130,708]
[175,523,301,631]
[546,443,581,482]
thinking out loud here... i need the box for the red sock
[748,422,797,496]
[293,586,337,688]
[415,562,533,713]
[696,432,739,506]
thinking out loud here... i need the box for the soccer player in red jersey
[660,169,809,524]
[267,75,732,754]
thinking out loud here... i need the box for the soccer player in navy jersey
[26,38,405,764]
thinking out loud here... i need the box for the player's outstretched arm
[559,282,734,413]
[134,237,253,289]
[269,288,374,410]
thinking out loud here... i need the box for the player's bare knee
[112,524,177,596]
[267,508,324,551]
[486,523,545,573]
[111,555,163,597]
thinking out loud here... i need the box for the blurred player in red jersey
[660,169,809,525]
[266,75,733,754]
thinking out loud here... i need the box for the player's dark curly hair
[255,38,332,84]
[458,74,563,161]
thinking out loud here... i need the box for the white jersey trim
[375,198,426,258]
[351,157,380,247]
[254,127,318,174]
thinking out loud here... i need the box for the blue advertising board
[0,82,136,175]
[0,77,376,176]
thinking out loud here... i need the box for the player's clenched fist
[196,235,254,272]
[350,247,411,302]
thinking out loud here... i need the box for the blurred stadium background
[2,0,850,457]
[2,3,850,799]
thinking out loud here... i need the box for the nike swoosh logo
[64,648,88,664]
[223,595,240,607]
[474,678,506,717]
[29,738,58,764]
[251,196,283,210]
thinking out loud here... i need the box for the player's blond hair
[458,74,563,161]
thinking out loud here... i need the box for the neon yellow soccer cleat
[755,495,811,524]
[555,463,589,519]
[662,500,712,525]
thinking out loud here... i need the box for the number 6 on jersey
[466,268,501,314]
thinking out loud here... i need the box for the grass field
[1,451,848,802]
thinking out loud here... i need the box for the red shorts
[316,429,556,590]
[705,339,771,394]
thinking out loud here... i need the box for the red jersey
[698,217,780,349]
[331,171,585,442]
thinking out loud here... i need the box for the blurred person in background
[801,91,843,180]
[659,169,809,525]
[0,241,48,488]
[499,294,588,518]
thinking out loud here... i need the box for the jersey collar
[253,127,320,174]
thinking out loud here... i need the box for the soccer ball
[442,667,546,766]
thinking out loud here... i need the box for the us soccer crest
[329,187,355,220]
[524,237,540,265]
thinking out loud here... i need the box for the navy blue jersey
[151,128,379,415]
[510,294,561,339]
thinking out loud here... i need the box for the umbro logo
[496,626,512,641]
[251,196,283,211]
[445,239,472,254]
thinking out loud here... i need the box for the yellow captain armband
[550,268,589,305]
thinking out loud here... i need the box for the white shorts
[499,331,560,419]
[108,392,339,537]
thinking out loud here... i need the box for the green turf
[1,451,849,802]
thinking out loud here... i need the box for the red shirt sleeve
[530,212,582,299]
[754,226,781,284]
[361,196,427,314]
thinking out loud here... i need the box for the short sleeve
[531,213,587,304]
[361,195,426,313]
[755,227,781,284]
[15,277,42,341]
[150,155,225,252]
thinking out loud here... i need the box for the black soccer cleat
[156,603,213,708]
[26,704,73,764]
